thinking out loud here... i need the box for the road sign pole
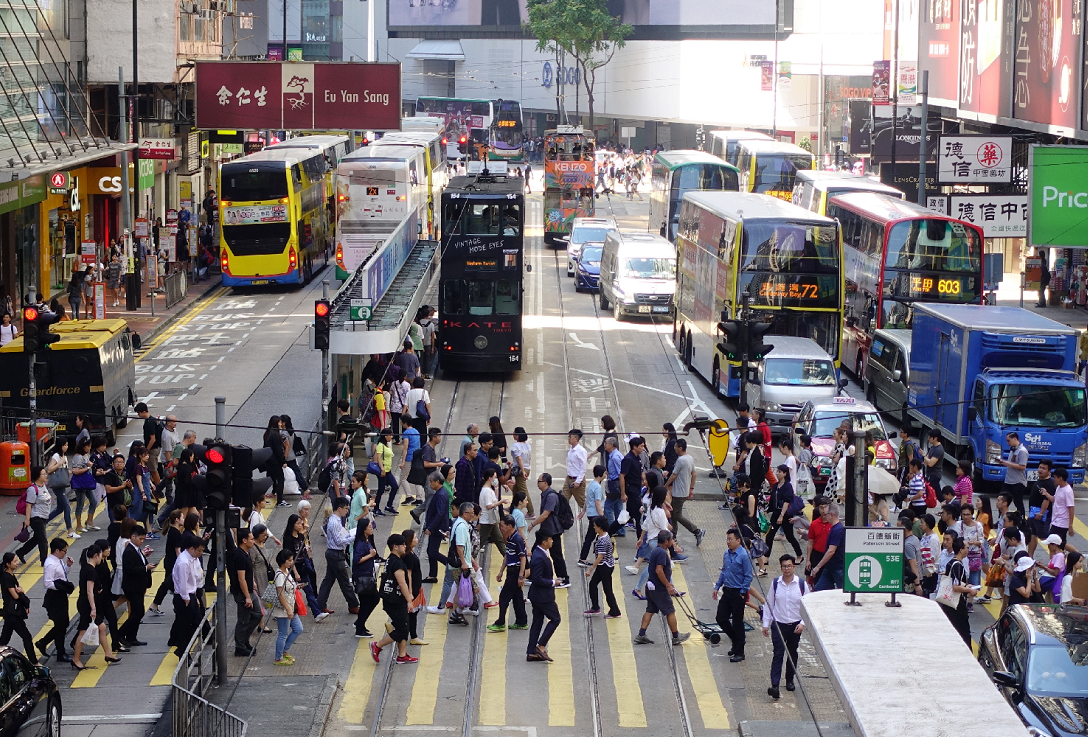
[28,357,37,466]
[322,280,330,435]
[739,291,750,407]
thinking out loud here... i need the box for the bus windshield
[751,154,811,193]
[741,223,839,274]
[763,358,837,386]
[622,257,675,279]
[571,227,610,245]
[675,165,738,192]
[811,411,886,439]
[990,385,1087,428]
[885,219,981,273]
[221,165,288,201]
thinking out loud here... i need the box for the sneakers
[315,612,331,622]
[604,612,622,620]
[508,623,529,630]
[463,608,480,617]
[86,524,101,531]
[148,607,166,617]
[974,595,991,603]
[672,554,689,563]
[421,577,438,584]
[145,533,160,540]
[487,623,506,633]
[577,560,590,568]
[276,501,291,507]
[671,632,691,646]
[583,608,602,616]
[633,634,654,645]
[695,529,706,547]
[395,655,419,664]
[373,509,386,517]
[426,606,444,615]
[625,565,640,575]
[370,643,381,663]
[355,629,374,638]
[66,531,81,539]
[556,581,571,589]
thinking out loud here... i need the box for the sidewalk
[111,272,224,346]
[993,279,1088,332]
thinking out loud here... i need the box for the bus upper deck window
[502,204,520,236]
[468,204,501,235]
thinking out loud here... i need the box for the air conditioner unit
[199,9,213,20]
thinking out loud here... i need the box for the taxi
[791,396,898,489]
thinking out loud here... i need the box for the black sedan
[0,647,60,737]
[979,604,1088,737]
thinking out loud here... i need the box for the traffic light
[22,306,61,354]
[748,321,775,361]
[201,442,233,510]
[314,299,331,350]
[458,134,469,158]
[231,445,274,508]
[717,320,746,361]
[360,135,370,147]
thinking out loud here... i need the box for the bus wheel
[106,430,115,447]
[677,329,685,358]
[115,415,128,429]
[712,360,725,399]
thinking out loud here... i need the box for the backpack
[317,459,335,495]
[924,479,938,509]
[773,576,806,598]
[15,486,30,516]
[549,489,575,531]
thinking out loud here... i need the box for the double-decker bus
[649,150,740,241]
[826,192,984,377]
[373,129,448,238]
[707,130,773,167]
[674,192,844,398]
[543,126,595,245]
[792,170,903,216]
[439,175,524,373]
[488,99,524,161]
[333,144,427,280]
[218,138,344,286]
[735,139,815,202]
[415,97,494,159]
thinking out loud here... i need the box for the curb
[308,674,339,737]
[134,277,224,346]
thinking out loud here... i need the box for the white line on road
[672,407,691,429]
[686,380,712,414]
[568,332,599,350]
[217,356,225,362]
[189,384,198,390]
[177,394,187,401]
[166,405,175,412]
[199,374,207,379]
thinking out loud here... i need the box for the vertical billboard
[959,0,1015,118]
[1028,145,1088,247]
[919,0,960,105]
[1013,0,1079,130]
[873,60,891,104]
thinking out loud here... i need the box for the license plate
[652,306,669,313]
[1026,469,1039,481]
[638,305,651,313]
[820,467,831,476]
[250,279,269,285]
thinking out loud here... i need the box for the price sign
[844,527,904,594]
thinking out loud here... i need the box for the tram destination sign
[195,62,401,131]
[843,527,904,594]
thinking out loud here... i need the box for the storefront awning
[406,40,465,62]
[0,140,138,184]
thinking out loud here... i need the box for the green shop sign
[1029,145,1088,248]
[0,174,46,216]
[138,158,156,191]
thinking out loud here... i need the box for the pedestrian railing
[164,271,188,309]
[172,603,247,737]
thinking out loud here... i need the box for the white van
[749,336,842,427]
[597,231,676,321]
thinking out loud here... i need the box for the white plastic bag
[283,473,301,496]
[80,625,100,647]
[617,508,630,525]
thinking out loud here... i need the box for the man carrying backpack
[528,473,571,588]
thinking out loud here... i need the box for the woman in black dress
[71,543,121,669]
[402,529,426,645]
[0,552,35,661]
[264,415,288,507]
[149,510,186,616]
[93,538,127,653]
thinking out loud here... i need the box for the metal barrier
[165,271,188,309]
[172,603,248,737]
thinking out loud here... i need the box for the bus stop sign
[843,527,904,594]
[349,299,372,322]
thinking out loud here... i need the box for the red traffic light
[459,135,467,144]
[206,447,226,464]
[315,302,330,317]
[441,137,448,145]
[23,307,38,321]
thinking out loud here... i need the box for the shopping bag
[283,474,301,496]
[80,626,100,647]
[616,508,630,525]
[294,587,308,617]
[456,571,475,608]
[935,575,961,609]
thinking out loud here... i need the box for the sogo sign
[1029,145,1088,248]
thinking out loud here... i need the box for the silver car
[863,328,911,424]
[566,217,617,276]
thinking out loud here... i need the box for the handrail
[171,602,248,737]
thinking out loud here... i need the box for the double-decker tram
[674,192,844,398]
[439,175,525,372]
[543,125,595,245]
[218,136,346,286]
[649,150,740,241]
[489,99,524,161]
[415,96,494,159]
[826,192,984,376]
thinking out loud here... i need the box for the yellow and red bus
[218,135,346,286]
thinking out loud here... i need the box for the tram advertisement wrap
[545,160,594,189]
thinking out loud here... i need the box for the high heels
[71,661,97,671]
[104,656,122,664]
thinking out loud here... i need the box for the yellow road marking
[404,579,447,725]
[477,550,506,726]
[670,566,731,730]
[600,567,646,727]
[547,587,575,726]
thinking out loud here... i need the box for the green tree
[526,0,632,135]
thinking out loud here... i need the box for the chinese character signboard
[872,60,891,104]
[918,0,959,106]
[844,527,904,594]
[959,0,1014,119]
[195,62,401,131]
[949,195,1028,237]
[139,139,175,159]
[897,63,917,105]
[1029,145,1088,248]
[938,136,1012,183]
[927,195,948,214]
[1013,0,1077,131]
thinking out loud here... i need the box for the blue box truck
[907,304,1088,485]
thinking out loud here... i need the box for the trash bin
[0,441,30,495]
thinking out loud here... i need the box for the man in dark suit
[119,525,154,646]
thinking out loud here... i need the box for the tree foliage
[525,0,633,133]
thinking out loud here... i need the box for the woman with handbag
[71,543,121,670]
[0,552,37,660]
[352,518,380,638]
[401,529,427,645]
[372,429,398,514]
[273,549,304,666]
[283,514,324,621]
[264,416,289,508]
[16,467,53,565]
[129,446,158,539]
[45,438,76,539]
[71,438,98,534]
[937,537,977,646]
[281,415,308,493]
[952,505,986,611]
[764,465,804,563]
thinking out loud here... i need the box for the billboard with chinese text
[958,0,1014,118]
[949,195,1028,237]
[938,136,1012,183]
[918,0,960,105]
[1012,0,1079,130]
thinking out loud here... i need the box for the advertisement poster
[949,195,1028,237]
[93,283,105,319]
[1025,256,1042,290]
[872,60,891,104]
[1013,0,1079,130]
[871,106,941,162]
[1029,145,1088,247]
[778,61,792,89]
[761,61,774,91]
[938,136,1013,182]
[80,240,96,266]
[544,160,594,189]
[918,0,960,105]
[959,0,1015,117]
[897,63,917,105]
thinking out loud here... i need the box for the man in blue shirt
[398,424,422,504]
[713,528,754,662]
[604,437,626,537]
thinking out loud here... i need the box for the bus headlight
[986,439,1002,465]
[474,336,488,350]
[1074,442,1087,468]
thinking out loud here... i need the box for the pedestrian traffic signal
[747,321,775,361]
[231,444,274,508]
[717,320,745,361]
[21,305,61,354]
[314,299,331,350]
[202,442,233,510]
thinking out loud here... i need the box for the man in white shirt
[40,538,73,662]
[1047,467,1077,546]
[563,429,589,512]
[317,497,361,614]
[762,553,807,700]
[169,537,205,654]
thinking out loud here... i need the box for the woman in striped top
[584,516,621,618]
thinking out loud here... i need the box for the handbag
[407,449,427,486]
[456,571,475,608]
[294,587,308,616]
[80,625,100,647]
[756,508,770,534]
[48,465,69,489]
[985,562,1007,587]
[366,461,382,476]
[410,588,426,610]
[293,436,307,458]
[14,524,29,543]
[72,466,96,490]
[416,398,430,422]
[935,574,961,608]
[260,581,278,605]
